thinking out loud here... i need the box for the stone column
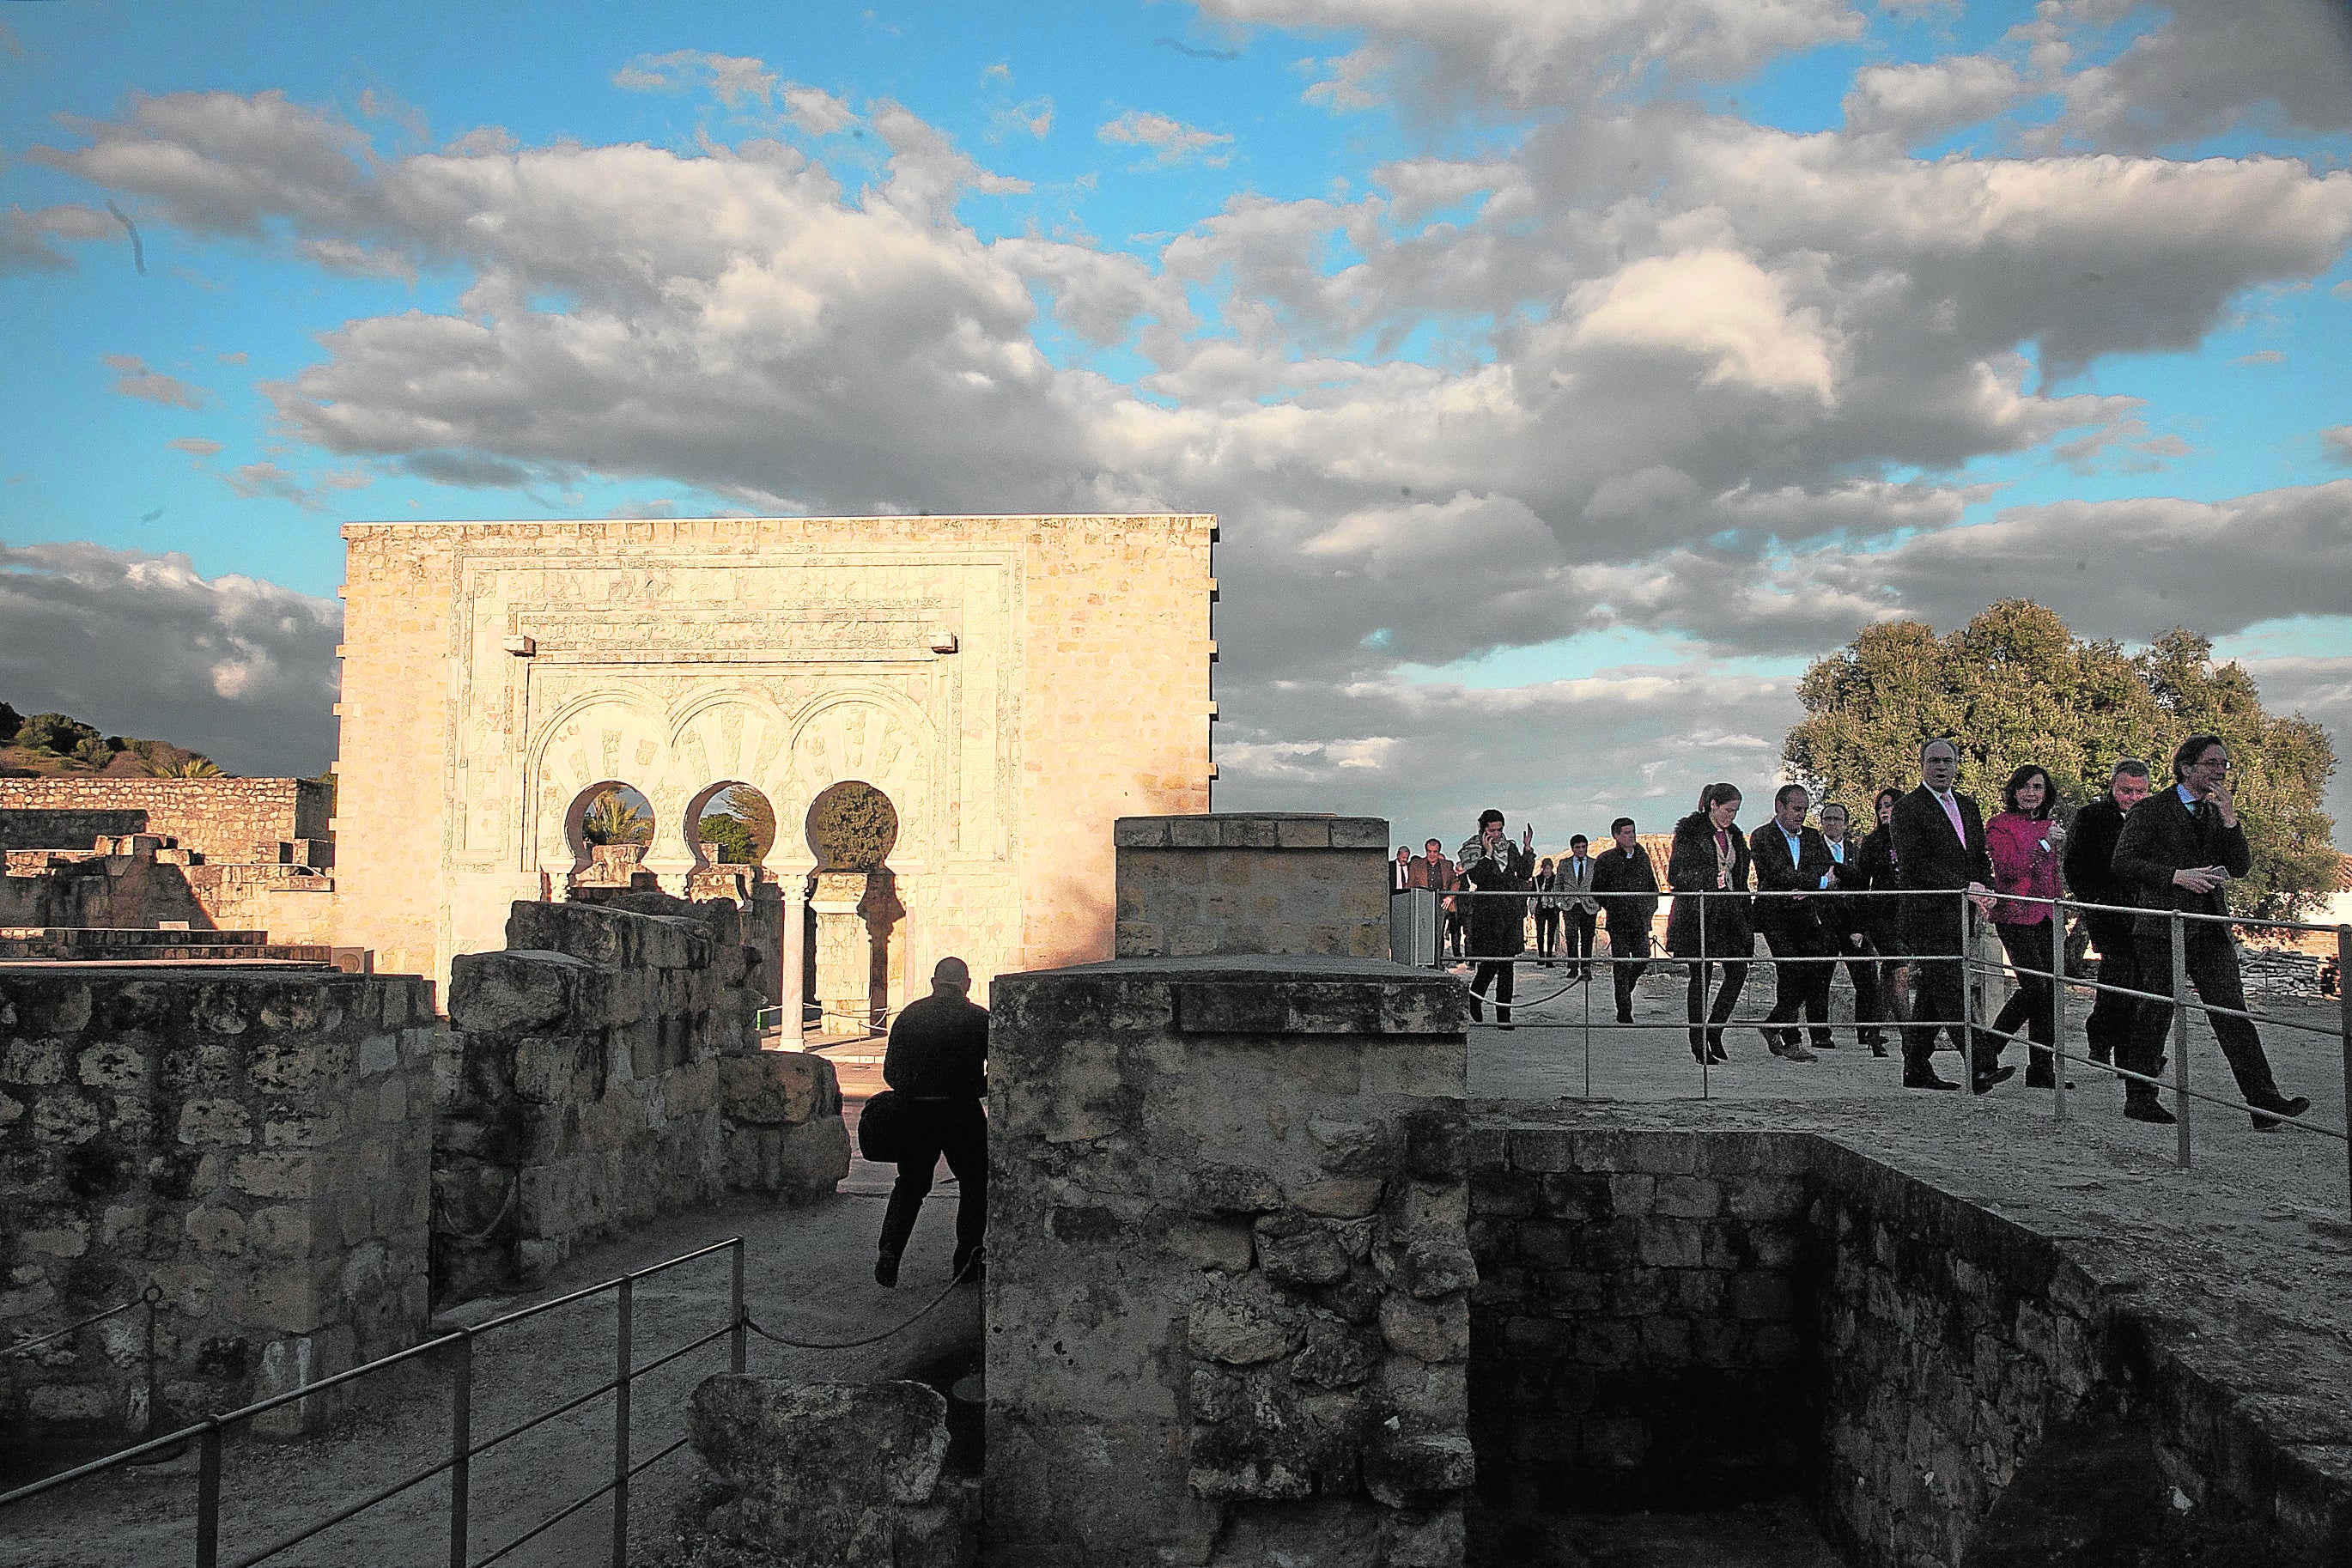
[778,868,809,1042]
[810,870,872,1036]
[986,956,1474,1568]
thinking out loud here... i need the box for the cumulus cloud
[0,539,340,776]
[613,50,778,109]
[2322,426,2352,465]
[1845,55,2028,141]
[100,354,210,410]
[167,436,223,456]
[1098,109,1233,165]
[2052,0,2352,150]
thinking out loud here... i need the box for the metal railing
[0,1237,747,1568]
[1401,884,2352,1209]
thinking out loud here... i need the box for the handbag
[857,1088,909,1164]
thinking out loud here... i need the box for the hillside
[0,701,223,781]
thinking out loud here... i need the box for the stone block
[448,950,591,1036]
[1380,1292,1470,1364]
[1291,1176,1385,1219]
[690,1375,951,1509]
[1168,1220,1255,1275]
[1363,1431,1474,1509]
[1189,1275,1304,1365]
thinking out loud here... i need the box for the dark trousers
[2082,917,2138,1066]
[1444,909,1468,957]
[1990,920,2056,1077]
[1565,910,1597,975]
[1759,923,1832,1045]
[1903,949,1985,1077]
[878,1098,988,1273]
[1685,959,1747,1050]
[1609,923,1651,1020]
[2126,925,2285,1108]
[1834,936,1886,1043]
[1534,909,1560,957]
[1469,960,1516,1023]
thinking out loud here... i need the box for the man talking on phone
[2110,734,2308,1129]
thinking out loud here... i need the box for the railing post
[613,1274,633,1568]
[730,1241,747,1375]
[2171,911,2191,1169]
[142,1284,162,1442]
[1581,937,1593,1102]
[2051,896,2069,1123]
[1960,892,1975,1089]
[449,1329,472,1568]
[2337,926,2350,1220]
[196,1419,222,1568]
[1698,893,1711,1100]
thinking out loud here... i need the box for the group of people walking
[1394,732,2309,1132]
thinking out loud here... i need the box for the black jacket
[883,992,989,1100]
[1814,837,1870,943]
[1891,785,1990,953]
[1748,821,1834,943]
[1851,826,1902,947]
[1665,812,1752,959]
[1589,844,1660,929]
[2062,794,2134,935]
[2111,787,2251,937]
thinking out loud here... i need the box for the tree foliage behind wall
[1782,600,2339,917]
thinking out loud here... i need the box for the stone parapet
[0,966,438,1452]
[986,954,1472,1568]
[433,894,845,1305]
[0,777,330,863]
[1114,814,1392,961]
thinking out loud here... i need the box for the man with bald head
[875,956,989,1288]
[1893,738,2006,1094]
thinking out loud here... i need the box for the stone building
[330,515,1218,1012]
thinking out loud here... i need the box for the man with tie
[1749,784,1834,1060]
[2112,735,2309,1129]
[1816,802,1887,1054]
[1559,835,1600,983]
[1893,738,2004,1093]
[1393,845,1417,892]
[1422,836,1463,960]
[1589,817,1658,1024]
[2062,758,2153,1069]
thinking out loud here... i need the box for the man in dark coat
[1816,802,1887,1054]
[1590,817,1659,1024]
[1893,738,2004,1093]
[1457,808,1535,1028]
[875,955,989,1287]
[1749,784,1834,1060]
[2111,735,2309,1129]
[2062,758,2153,1067]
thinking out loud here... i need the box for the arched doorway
[566,781,653,891]
[804,781,902,1037]
[685,781,785,1006]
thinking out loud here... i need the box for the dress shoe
[1971,1065,2016,1095]
[1810,1036,1838,1050]
[1690,1038,1710,1063]
[1707,1035,1729,1063]
[2124,1099,2176,1126]
[2250,1093,2311,1131]
[875,1251,901,1288]
[1905,1072,1960,1091]
[1869,1041,1890,1059]
[1780,1041,1819,1062]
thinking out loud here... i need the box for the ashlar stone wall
[0,967,436,1449]
[433,893,847,1305]
[987,955,1474,1568]
[0,777,330,864]
[1114,814,1393,961]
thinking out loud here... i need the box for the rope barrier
[740,1254,979,1352]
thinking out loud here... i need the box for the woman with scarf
[1665,782,1753,1063]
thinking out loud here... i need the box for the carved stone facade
[331,516,1217,1001]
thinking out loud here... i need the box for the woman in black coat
[1854,787,1910,1031]
[1665,782,1753,1062]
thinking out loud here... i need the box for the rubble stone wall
[986,955,1474,1568]
[0,968,436,1449]
[1114,815,1393,961]
[433,894,845,1306]
[0,777,329,863]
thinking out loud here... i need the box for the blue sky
[3,0,2349,839]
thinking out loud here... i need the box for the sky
[3,0,2349,847]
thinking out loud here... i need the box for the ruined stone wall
[987,956,1473,1568]
[1465,1126,1812,1528]
[333,515,1214,1000]
[433,894,845,1305]
[0,777,329,863]
[1114,814,1393,960]
[0,968,435,1450]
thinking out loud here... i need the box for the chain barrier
[741,1253,981,1352]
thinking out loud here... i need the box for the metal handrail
[0,1237,751,1568]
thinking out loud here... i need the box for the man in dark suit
[1816,802,1887,1054]
[2112,734,2309,1129]
[1424,836,1465,960]
[1749,784,1834,1060]
[2062,758,2153,1068]
[1590,816,1659,1024]
[1893,738,2006,1092]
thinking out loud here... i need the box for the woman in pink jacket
[1986,764,2067,1088]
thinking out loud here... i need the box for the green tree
[1783,600,2338,917]
[20,712,99,755]
[695,786,775,866]
[0,702,20,744]
[581,787,653,847]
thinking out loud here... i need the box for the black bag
[858,1089,909,1164]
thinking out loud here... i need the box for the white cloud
[167,437,223,457]
[1567,248,1841,403]
[100,354,210,410]
[0,539,340,776]
[783,87,855,136]
[2321,426,2352,465]
[1098,109,1234,165]
[1845,55,2027,141]
[612,50,778,109]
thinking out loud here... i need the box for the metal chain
[740,1255,977,1352]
